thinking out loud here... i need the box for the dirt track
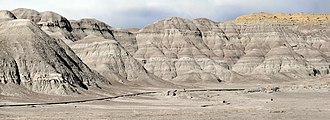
[1,86,330,120]
[0,88,246,108]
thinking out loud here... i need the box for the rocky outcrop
[231,13,330,80]
[11,8,40,22]
[11,8,170,87]
[134,17,242,83]
[0,18,109,95]
[38,11,72,31]
[67,18,167,86]
[112,28,138,55]
[11,8,75,42]
[11,9,115,43]
[7,8,330,85]
[0,10,17,20]
[70,19,115,40]
[68,35,171,87]
[134,14,330,83]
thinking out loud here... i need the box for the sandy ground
[1,82,330,120]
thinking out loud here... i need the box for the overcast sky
[0,0,329,28]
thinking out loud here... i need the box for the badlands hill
[136,14,330,83]
[10,8,172,88]
[1,8,330,95]
[0,10,109,95]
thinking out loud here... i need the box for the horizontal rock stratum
[1,8,330,95]
[135,14,330,83]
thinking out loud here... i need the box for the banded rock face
[70,19,115,40]
[11,9,152,86]
[134,14,330,83]
[12,8,75,42]
[7,8,330,86]
[12,9,117,43]
[68,35,170,87]
[135,17,242,83]
[112,28,138,55]
[68,35,142,82]
[232,13,330,80]
[11,8,40,22]
[232,24,309,77]
[0,14,109,95]
[12,9,168,86]
[67,19,167,86]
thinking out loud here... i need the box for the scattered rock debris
[244,86,280,94]
[166,89,178,96]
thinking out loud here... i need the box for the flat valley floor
[1,82,330,120]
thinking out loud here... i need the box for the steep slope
[67,18,170,86]
[0,10,17,20]
[231,13,330,80]
[12,8,75,42]
[68,35,172,87]
[38,11,74,40]
[69,18,115,40]
[12,9,116,43]
[9,8,330,85]
[134,14,330,83]
[0,16,109,94]
[11,8,40,22]
[135,17,242,83]
[112,28,138,55]
[11,8,171,87]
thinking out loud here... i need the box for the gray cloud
[0,0,329,28]
[106,6,177,28]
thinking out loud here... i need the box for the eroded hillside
[1,9,330,95]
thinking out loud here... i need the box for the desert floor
[1,82,330,120]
